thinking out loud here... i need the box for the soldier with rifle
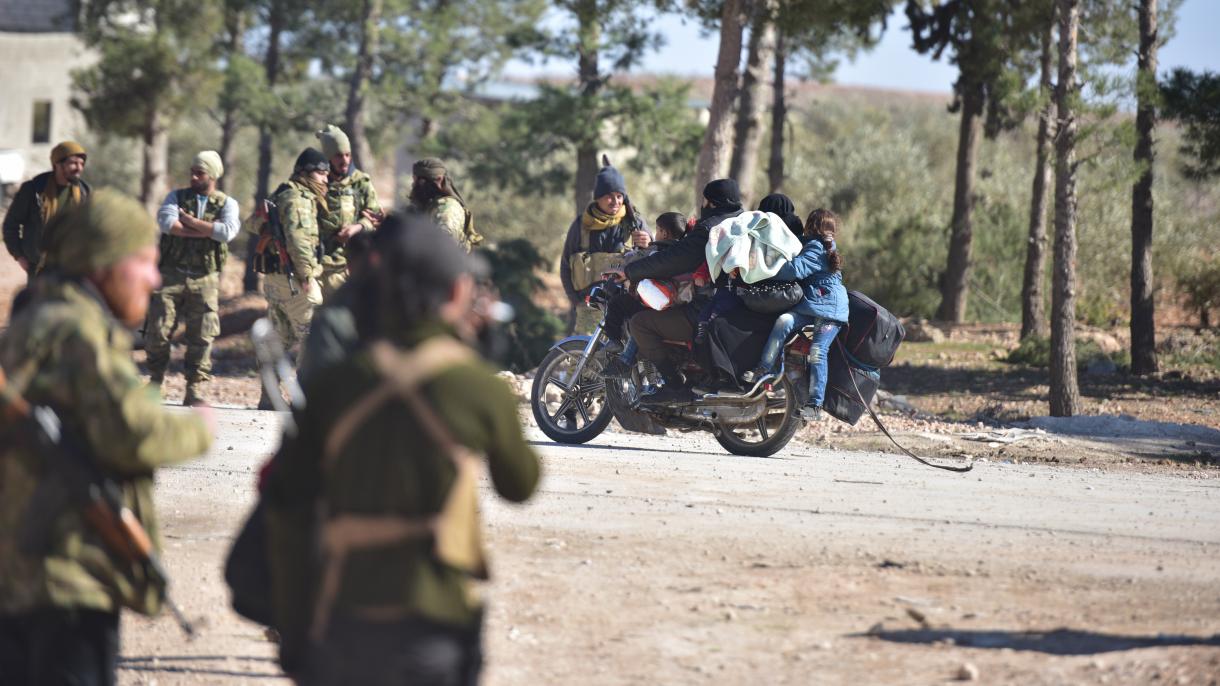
[252,148,329,408]
[0,190,214,685]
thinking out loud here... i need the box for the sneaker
[799,405,822,421]
[740,367,767,385]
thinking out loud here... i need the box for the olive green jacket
[273,180,323,279]
[319,170,381,268]
[0,277,212,616]
[263,322,540,649]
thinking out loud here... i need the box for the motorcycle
[530,280,814,457]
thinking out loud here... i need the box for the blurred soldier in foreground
[0,190,214,685]
[315,124,382,300]
[3,141,91,280]
[296,229,374,386]
[408,158,482,252]
[145,151,241,405]
[263,213,540,685]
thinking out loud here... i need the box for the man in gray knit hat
[145,150,241,405]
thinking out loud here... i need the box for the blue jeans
[756,312,842,408]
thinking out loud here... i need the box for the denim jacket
[773,238,848,323]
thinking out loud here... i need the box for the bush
[479,239,565,372]
[1005,335,1127,370]
[1178,258,1220,328]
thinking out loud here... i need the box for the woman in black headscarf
[757,193,804,237]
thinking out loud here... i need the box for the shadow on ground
[858,627,1220,656]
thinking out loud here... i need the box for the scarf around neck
[41,178,83,224]
[581,202,627,232]
[293,173,330,213]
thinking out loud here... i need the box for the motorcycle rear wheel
[531,340,614,444]
[714,373,802,457]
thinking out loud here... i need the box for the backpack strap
[310,337,483,642]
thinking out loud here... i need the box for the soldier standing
[145,151,241,406]
[0,190,214,685]
[2,141,90,280]
[263,213,540,685]
[315,124,382,300]
[408,158,482,252]
[263,148,329,352]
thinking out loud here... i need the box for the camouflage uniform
[145,189,234,402]
[318,170,380,300]
[0,273,212,682]
[415,196,481,253]
[264,179,324,350]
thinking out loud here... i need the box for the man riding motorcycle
[611,179,744,404]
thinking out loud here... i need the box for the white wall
[0,32,94,181]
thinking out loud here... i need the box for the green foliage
[436,79,702,200]
[1177,257,1220,328]
[1005,335,1125,370]
[73,0,223,136]
[1160,68,1220,180]
[479,239,566,371]
[775,89,1220,324]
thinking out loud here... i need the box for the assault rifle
[252,198,298,296]
[0,368,197,637]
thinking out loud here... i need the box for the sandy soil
[114,408,1220,685]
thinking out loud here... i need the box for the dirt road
[118,408,1220,685]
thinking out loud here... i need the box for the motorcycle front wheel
[531,339,614,444]
[714,372,802,457]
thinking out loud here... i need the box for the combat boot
[184,383,209,407]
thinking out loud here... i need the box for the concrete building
[0,0,93,186]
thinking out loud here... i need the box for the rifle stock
[0,367,195,637]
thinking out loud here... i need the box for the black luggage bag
[840,291,905,368]
[822,342,881,425]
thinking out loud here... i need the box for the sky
[503,1,1220,95]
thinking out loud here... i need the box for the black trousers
[628,306,695,374]
[603,294,647,342]
[301,613,483,686]
[0,608,120,686]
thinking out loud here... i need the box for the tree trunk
[140,106,168,216]
[1020,18,1056,340]
[1050,0,1081,417]
[248,0,284,293]
[1130,0,1158,375]
[345,0,381,174]
[936,86,985,323]
[728,0,776,207]
[573,0,601,217]
[217,6,245,193]
[694,0,746,204]
[767,31,786,195]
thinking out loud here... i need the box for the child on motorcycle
[602,212,688,354]
[740,209,848,420]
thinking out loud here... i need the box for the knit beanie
[702,178,741,209]
[45,190,157,276]
[294,147,330,174]
[593,164,628,200]
[51,141,87,165]
[191,150,224,180]
[315,124,351,159]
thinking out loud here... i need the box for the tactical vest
[159,189,229,275]
[319,174,363,256]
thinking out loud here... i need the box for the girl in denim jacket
[741,209,847,419]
